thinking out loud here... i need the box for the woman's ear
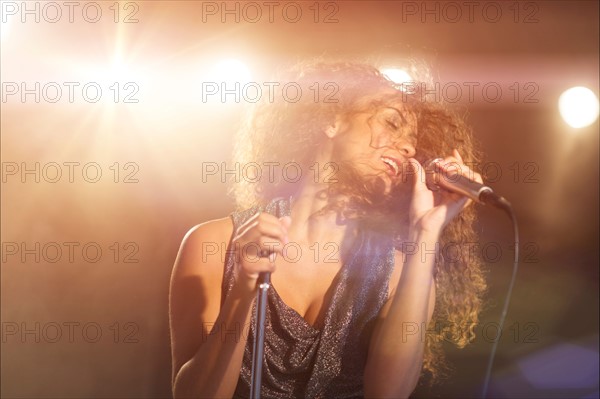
[325,124,338,139]
[324,116,344,139]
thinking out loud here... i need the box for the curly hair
[229,60,487,383]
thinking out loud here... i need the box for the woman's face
[331,96,418,196]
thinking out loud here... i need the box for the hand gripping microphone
[424,158,511,210]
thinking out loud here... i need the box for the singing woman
[169,61,487,398]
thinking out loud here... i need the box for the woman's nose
[398,140,416,158]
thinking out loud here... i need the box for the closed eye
[386,119,399,130]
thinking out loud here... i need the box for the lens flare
[558,86,599,128]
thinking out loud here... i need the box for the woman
[169,62,487,398]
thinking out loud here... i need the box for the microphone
[424,158,511,210]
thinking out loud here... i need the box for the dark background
[1,1,598,398]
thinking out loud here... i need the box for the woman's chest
[270,256,344,329]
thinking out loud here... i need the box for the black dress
[222,197,396,399]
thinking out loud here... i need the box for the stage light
[558,86,599,128]
[211,59,252,84]
[196,59,254,104]
[380,68,413,85]
[91,53,140,83]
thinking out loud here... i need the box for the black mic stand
[249,271,270,399]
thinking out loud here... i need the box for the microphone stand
[250,271,270,399]
[250,199,287,398]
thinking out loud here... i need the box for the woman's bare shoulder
[169,216,236,380]
[186,217,234,244]
[174,217,234,274]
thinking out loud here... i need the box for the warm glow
[211,59,252,84]
[558,86,599,128]
[1,20,9,40]
[380,67,413,85]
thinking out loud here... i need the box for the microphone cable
[480,201,520,398]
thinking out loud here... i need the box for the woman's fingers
[406,158,430,193]
[453,148,463,163]
[231,212,292,283]
[279,215,292,231]
[435,149,483,185]
[432,149,486,212]
[234,212,289,246]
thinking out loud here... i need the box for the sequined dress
[222,198,396,399]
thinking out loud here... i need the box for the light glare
[558,86,599,129]
[380,68,413,85]
[212,59,252,84]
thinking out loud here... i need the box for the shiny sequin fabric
[222,197,395,398]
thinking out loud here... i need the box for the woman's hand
[407,149,482,237]
[231,212,291,292]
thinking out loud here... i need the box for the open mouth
[381,156,400,177]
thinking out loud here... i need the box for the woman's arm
[170,218,252,398]
[363,232,438,398]
[169,214,290,398]
[365,152,481,398]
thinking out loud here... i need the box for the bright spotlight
[559,86,599,128]
[212,59,252,84]
[380,68,413,86]
[101,61,133,83]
